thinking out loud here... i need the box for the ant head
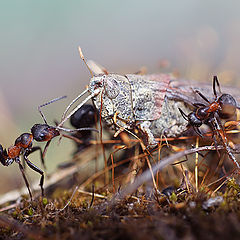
[218,94,237,119]
[188,112,202,127]
[31,124,60,142]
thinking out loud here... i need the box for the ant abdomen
[70,104,97,129]
[218,93,237,119]
[70,104,98,153]
[0,144,4,154]
[0,144,5,164]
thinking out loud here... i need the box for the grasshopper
[58,48,240,148]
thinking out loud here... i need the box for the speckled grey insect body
[88,72,191,147]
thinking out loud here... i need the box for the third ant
[179,76,239,168]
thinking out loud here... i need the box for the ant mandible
[0,96,98,200]
[179,76,239,168]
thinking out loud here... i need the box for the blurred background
[0,0,240,194]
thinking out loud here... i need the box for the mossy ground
[0,177,240,240]
[1,136,240,240]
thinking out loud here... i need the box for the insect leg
[23,153,45,196]
[138,121,157,148]
[193,103,206,108]
[178,108,188,121]
[211,115,240,168]
[193,126,204,138]
[43,140,51,160]
[195,90,210,103]
[27,146,46,171]
[211,130,221,158]
[17,160,33,200]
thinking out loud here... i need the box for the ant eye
[40,133,45,138]
[218,94,236,119]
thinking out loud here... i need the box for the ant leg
[195,90,210,103]
[43,140,51,160]
[213,75,221,97]
[23,153,45,196]
[178,108,188,121]
[212,116,240,168]
[211,131,221,158]
[18,161,33,200]
[27,146,46,171]
[193,103,206,108]
[193,126,204,138]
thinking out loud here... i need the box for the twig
[89,184,95,208]
[59,186,79,212]
[110,145,228,202]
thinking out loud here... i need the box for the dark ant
[70,104,98,152]
[0,96,98,200]
[70,104,97,129]
[179,76,239,168]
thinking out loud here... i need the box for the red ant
[179,76,239,168]
[0,96,98,200]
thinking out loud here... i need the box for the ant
[70,104,98,153]
[0,96,98,200]
[179,76,239,168]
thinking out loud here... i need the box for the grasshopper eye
[104,77,120,99]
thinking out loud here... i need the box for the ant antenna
[78,46,94,78]
[213,75,221,97]
[57,126,99,133]
[38,96,67,124]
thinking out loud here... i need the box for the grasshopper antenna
[60,88,89,123]
[58,90,99,127]
[38,96,67,124]
[78,46,94,78]
[59,47,95,124]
